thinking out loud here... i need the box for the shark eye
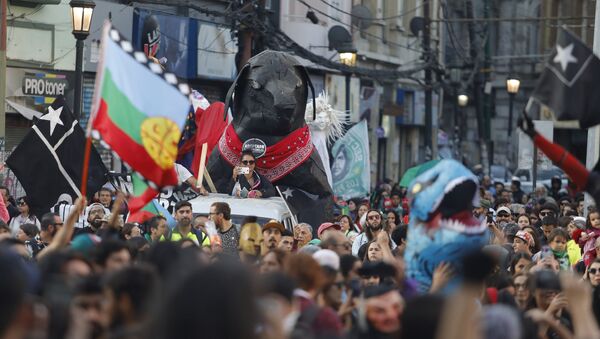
[249,79,262,90]
[411,174,440,195]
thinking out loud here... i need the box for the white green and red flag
[89,22,191,213]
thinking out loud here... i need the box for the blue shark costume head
[404,159,488,292]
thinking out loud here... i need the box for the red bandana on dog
[218,124,313,182]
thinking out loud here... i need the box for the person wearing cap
[261,220,284,256]
[352,209,396,257]
[317,222,341,240]
[513,230,535,256]
[495,206,513,227]
[539,202,559,224]
[473,199,491,222]
[73,203,107,236]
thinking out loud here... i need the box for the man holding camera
[230,150,275,198]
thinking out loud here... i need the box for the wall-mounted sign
[6,68,74,115]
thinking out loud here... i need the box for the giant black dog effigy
[207,51,333,227]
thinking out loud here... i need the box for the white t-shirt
[175,163,194,186]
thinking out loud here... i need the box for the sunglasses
[368,215,381,220]
[497,213,510,218]
[590,268,600,275]
[540,211,555,217]
[18,201,26,206]
[241,160,255,165]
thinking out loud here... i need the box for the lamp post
[455,93,469,159]
[69,0,95,119]
[457,94,469,107]
[337,45,357,113]
[505,77,520,137]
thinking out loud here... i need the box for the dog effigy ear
[224,64,250,121]
[295,66,316,121]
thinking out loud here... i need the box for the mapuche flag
[90,22,191,213]
[6,96,107,217]
[530,27,600,129]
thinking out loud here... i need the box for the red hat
[515,230,534,248]
[317,222,341,237]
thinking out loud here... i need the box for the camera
[240,167,250,174]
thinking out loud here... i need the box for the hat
[312,249,340,270]
[533,270,561,291]
[515,230,534,248]
[357,261,396,278]
[573,216,586,230]
[317,222,341,237]
[496,206,511,215]
[262,220,284,233]
[87,203,105,214]
[70,234,102,258]
[480,199,492,209]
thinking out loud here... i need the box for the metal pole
[0,0,7,145]
[74,39,84,119]
[585,0,600,215]
[423,0,433,159]
[532,145,538,196]
[345,73,350,112]
[508,93,514,137]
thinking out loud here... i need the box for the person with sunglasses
[230,150,275,198]
[586,258,600,288]
[351,209,396,256]
[8,196,39,237]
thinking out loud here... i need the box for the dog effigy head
[225,51,315,139]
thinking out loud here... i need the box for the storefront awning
[6,99,43,120]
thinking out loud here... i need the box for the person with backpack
[161,201,209,247]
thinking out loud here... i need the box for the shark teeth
[439,218,487,234]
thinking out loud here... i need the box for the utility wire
[317,0,427,21]
[296,0,425,54]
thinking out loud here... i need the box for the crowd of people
[1,170,600,339]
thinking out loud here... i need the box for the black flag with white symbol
[530,27,600,128]
[6,96,108,217]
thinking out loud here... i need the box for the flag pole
[80,136,92,197]
[275,186,298,226]
[196,142,207,189]
[585,1,600,216]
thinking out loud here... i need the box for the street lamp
[457,94,469,107]
[505,77,520,137]
[70,0,95,119]
[336,44,357,112]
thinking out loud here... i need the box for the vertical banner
[518,120,554,170]
[331,120,370,199]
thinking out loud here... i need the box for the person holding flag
[518,27,600,208]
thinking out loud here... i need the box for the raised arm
[36,197,86,260]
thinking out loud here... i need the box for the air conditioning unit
[9,0,60,8]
